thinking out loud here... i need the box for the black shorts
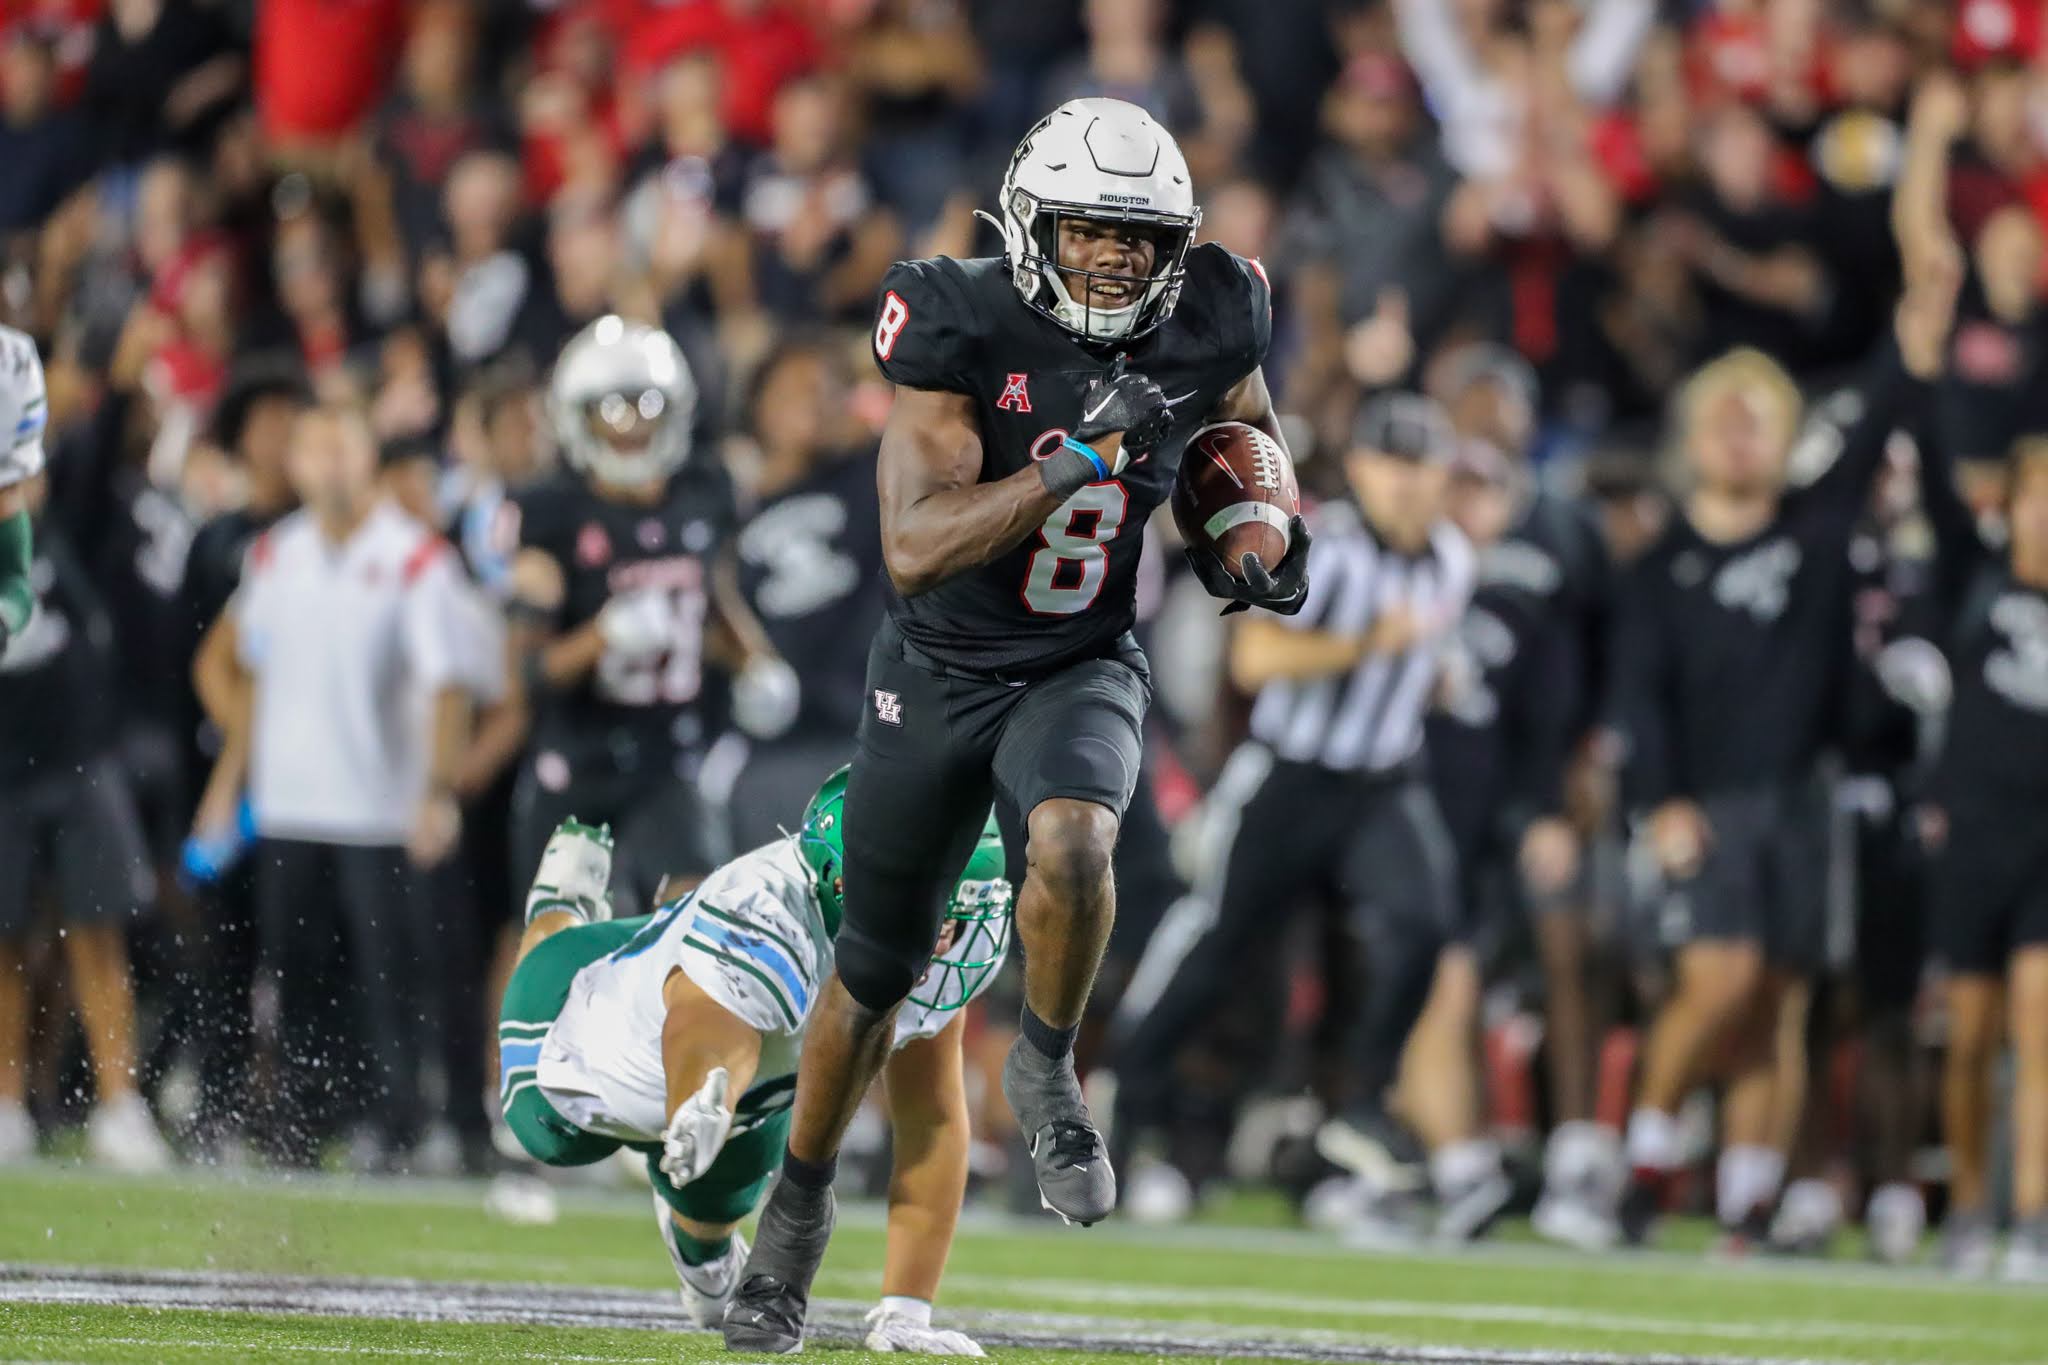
[1930,799,2048,976]
[1658,781,1829,971]
[510,758,727,920]
[0,757,155,939]
[838,616,1151,997]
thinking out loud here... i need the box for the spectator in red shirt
[621,0,822,147]
[519,10,628,207]
[0,0,102,107]
[255,0,407,152]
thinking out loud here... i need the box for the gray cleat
[721,1180,835,1353]
[1940,1208,1995,1278]
[1002,1036,1116,1226]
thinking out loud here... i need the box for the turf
[0,1165,2041,1363]
[0,1303,1304,1364]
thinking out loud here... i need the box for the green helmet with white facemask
[796,767,1015,1011]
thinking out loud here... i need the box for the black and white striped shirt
[1248,500,1475,774]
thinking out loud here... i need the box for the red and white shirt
[236,501,465,845]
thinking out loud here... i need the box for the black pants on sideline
[1111,746,1458,1143]
[256,839,424,1158]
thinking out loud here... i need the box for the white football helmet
[0,325,48,491]
[989,98,1200,343]
[547,315,696,488]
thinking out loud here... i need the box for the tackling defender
[498,769,1010,1353]
[727,97,1309,1352]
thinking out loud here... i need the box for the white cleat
[85,1093,174,1173]
[656,1186,748,1328]
[483,1172,561,1225]
[659,1068,734,1187]
[0,1099,35,1163]
[864,1304,987,1356]
[1435,1169,1513,1245]
[1532,1191,1620,1252]
[2001,1221,2048,1284]
[1125,1157,1195,1225]
[1865,1183,1925,1266]
[525,819,615,925]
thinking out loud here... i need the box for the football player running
[508,317,797,918]
[0,327,47,661]
[726,97,1308,1353]
[498,768,1010,1353]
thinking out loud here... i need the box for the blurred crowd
[4,0,2048,1278]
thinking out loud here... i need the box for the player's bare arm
[707,551,801,740]
[878,387,1063,596]
[509,547,607,688]
[1212,365,1284,448]
[657,965,763,1188]
[878,1013,972,1304]
[865,1012,987,1356]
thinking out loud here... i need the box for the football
[1171,421,1300,579]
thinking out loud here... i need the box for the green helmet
[796,767,1015,1011]
[909,811,1015,1014]
[796,767,851,936]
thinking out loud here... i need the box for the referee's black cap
[1349,392,1457,464]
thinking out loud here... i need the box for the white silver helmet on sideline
[548,315,696,487]
[989,98,1200,343]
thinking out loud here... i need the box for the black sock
[1020,1005,1078,1062]
[781,1147,837,1192]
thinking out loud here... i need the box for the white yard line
[0,1264,1904,1365]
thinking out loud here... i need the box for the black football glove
[1073,355,1172,457]
[1184,514,1313,616]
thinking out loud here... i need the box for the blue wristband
[1061,436,1110,482]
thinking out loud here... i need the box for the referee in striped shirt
[1111,394,1473,1214]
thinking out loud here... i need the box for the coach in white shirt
[193,404,470,1164]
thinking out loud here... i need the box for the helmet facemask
[1003,189,1198,343]
[908,876,1015,1013]
[549,315,695,489]
[576,385,686,486]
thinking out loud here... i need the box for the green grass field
[0,1164,2038,1364]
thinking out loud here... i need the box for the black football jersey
[872,242,1272,675]
[514,465,736,772]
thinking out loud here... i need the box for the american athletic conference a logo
[996,373,1032,413]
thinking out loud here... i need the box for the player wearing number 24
[724,97,1308,1354]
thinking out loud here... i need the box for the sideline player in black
[725,97,1308,1352]
[507,315,795,918]
[1609,121,1961,1244]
